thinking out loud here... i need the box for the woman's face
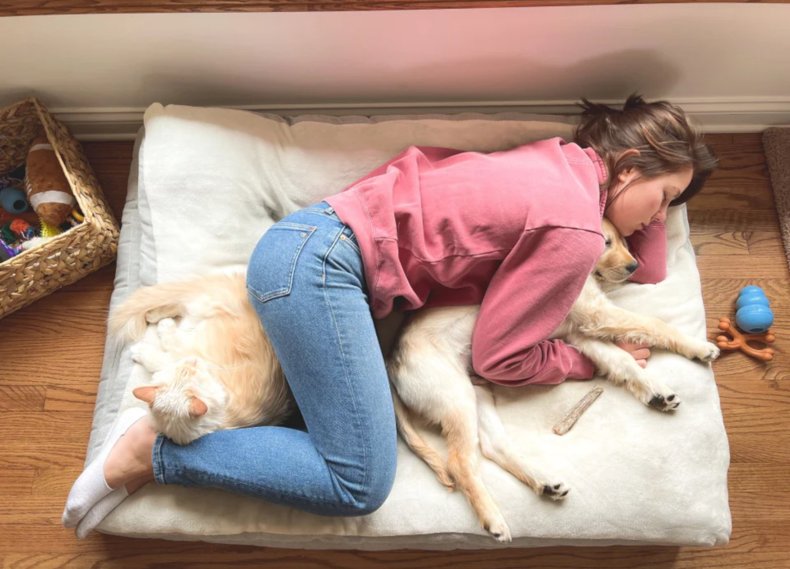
[606,166,694,237]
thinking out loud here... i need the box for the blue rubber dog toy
[0,186,29,214]
[716,286,776,361]
[735,285,774,334]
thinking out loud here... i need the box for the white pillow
[139,104,575,285]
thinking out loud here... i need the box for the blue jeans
[151,202,398,516]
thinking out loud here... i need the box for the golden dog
[387,219,720,542]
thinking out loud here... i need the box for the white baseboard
[55,97,790,141]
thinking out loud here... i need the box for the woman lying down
[63,94,718,539]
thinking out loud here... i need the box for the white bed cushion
[87,105,731,549]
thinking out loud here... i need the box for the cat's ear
[132,385,159,405]
[189,396,208,418]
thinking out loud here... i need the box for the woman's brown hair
[574,94,718,206]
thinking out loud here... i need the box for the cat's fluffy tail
[108,282,192,342]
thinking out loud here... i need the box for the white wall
[1,4,789,137]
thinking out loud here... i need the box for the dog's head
[594,218,639,284]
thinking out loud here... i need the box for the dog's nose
[626,261,639,274]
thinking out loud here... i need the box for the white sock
[62,407,148,528]
[75,487,129,539]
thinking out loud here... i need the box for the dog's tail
[108,281,192,342]
[390,388,455,491]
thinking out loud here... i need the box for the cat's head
[132,357,226,445]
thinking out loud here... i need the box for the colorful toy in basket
[1,175,39,225]
[716,285,776,361]
[0,236,19,262]
[24,134,75,226]
[0,185,29,214]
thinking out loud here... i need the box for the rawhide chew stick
[553,386,604,436]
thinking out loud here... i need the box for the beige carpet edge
[761,127,790,271]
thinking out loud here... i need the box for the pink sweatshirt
[326,137,666,386]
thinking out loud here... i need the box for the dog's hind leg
[473,384,569,500]
[390,389,454,490]
[387,307,509,541]
[442,400,512,543]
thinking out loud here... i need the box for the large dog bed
[86,104,731,549]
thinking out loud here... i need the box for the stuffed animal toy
[24,135,75,226]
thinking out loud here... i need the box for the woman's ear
[617,167,639,184]
[614,149,641,183]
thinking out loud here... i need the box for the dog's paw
[648,392,681,412]
[626,376,681,412]
[435,471,456,492]
[697,342,721,362]
[483,516,512,543]
[541,482,570,501]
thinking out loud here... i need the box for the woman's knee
[335,449,397,516]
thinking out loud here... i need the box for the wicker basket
[0,98,119,318]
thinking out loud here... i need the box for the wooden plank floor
[0,133,788,568]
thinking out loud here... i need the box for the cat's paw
[129,342,143,364]
[129,342,168,372]
[156,317,177,333]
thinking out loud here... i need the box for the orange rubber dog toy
[716,317,775,361]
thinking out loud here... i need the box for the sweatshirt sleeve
[471,226,602,386]
[625,221,667,284]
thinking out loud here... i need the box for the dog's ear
[189,396,208,418]
[132,385,159,405]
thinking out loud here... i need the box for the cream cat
[110,271,294,445]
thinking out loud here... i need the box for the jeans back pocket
[247,222,316,304]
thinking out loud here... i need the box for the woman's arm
[625,221,667,284]
[471,226,602,386]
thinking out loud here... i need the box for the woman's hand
[616,341,651,368]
